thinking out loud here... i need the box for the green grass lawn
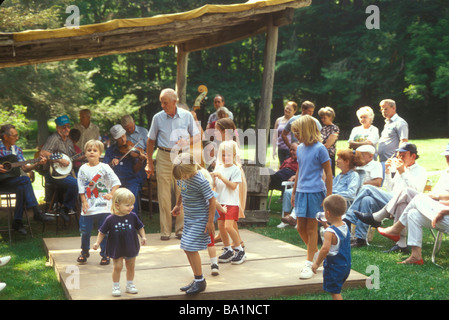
[0,138,448,300]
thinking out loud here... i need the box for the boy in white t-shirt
[77,139,121,265]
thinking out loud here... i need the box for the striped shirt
[177,171,214,252]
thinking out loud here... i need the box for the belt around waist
[158,146,183,153]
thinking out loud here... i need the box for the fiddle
[118,141,147,161]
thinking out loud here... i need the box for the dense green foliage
[0,0,448,147]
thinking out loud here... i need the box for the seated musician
[39,115,79,222]
[0,124,53,235]
[120,115,148,151]
[103,124,146,212]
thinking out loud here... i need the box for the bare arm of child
[93,232,106,250]
[212,172,239,190]
[215,200,227,213]
[171,194,182,216]
[204,197,216,235]
[80,194,89,214]
[322,160,333,197]
[138,227,147,245]
[312,231,335,274]
[103,185,120,200]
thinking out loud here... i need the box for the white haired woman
[348,106,380,158]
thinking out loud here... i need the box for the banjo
[50,152,84,178]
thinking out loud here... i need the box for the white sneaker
[299,264,314,280]
[126,284,138,294]
[112,287,121,297]
[277,222,289,228]
[0,256,11,267]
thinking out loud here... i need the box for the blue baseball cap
[395,143,417,154]
[55,115,71,126]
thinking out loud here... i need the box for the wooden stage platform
[43,229,367,300]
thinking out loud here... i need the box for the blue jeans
[45,174,78,210]
[345,185,393,239]
[79,213,109,257]
[0,176,38,220]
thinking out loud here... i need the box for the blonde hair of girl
[84,139,104,154]
[172,153,200,180]
[216,140,238,167]
[291,114,322,146]
[111,188,136,215]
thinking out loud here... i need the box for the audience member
[268,142,298,195]
[281,100,321,150]
[318,106,340,176]
[356,145,383,187]
[207,94,234,126]
[344,143,427,248]
[332,149,365,200]
[356,143,449,251]
[378,195,449,265]
[272,101,298,166]
[348,106,380,158]
[377,99,409,173]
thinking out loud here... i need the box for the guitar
[0,153,63,182]
[50,152,85,178]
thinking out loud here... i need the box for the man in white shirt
[356,144,383,187]
[146,88,200,241]
[357,143,449,252]
[345,143,427,248]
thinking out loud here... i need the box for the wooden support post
[256,14,278,166]
[176,44,189,105]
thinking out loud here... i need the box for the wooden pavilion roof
[0,0,311,69]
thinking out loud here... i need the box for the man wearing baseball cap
[345,142,427,248]
[103,124,145,212]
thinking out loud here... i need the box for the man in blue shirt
[0,124,53,234]
[146,88,200,240]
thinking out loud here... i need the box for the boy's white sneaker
[112,287,121,297]
[126,284,138,294]
[299,264,314,280]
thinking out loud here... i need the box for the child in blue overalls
[312,194,351,300]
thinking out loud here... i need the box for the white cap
[110,124,126,140]
[356,144,375,155]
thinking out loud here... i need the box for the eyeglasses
[8,134,19,138]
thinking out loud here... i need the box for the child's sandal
[77,251,89,263]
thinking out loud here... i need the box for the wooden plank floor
[43,229,367,300]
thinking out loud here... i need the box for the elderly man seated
[378,195,449,265]
[344,143,428,248]
[356,145,383,187]
[357,143,449,253]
